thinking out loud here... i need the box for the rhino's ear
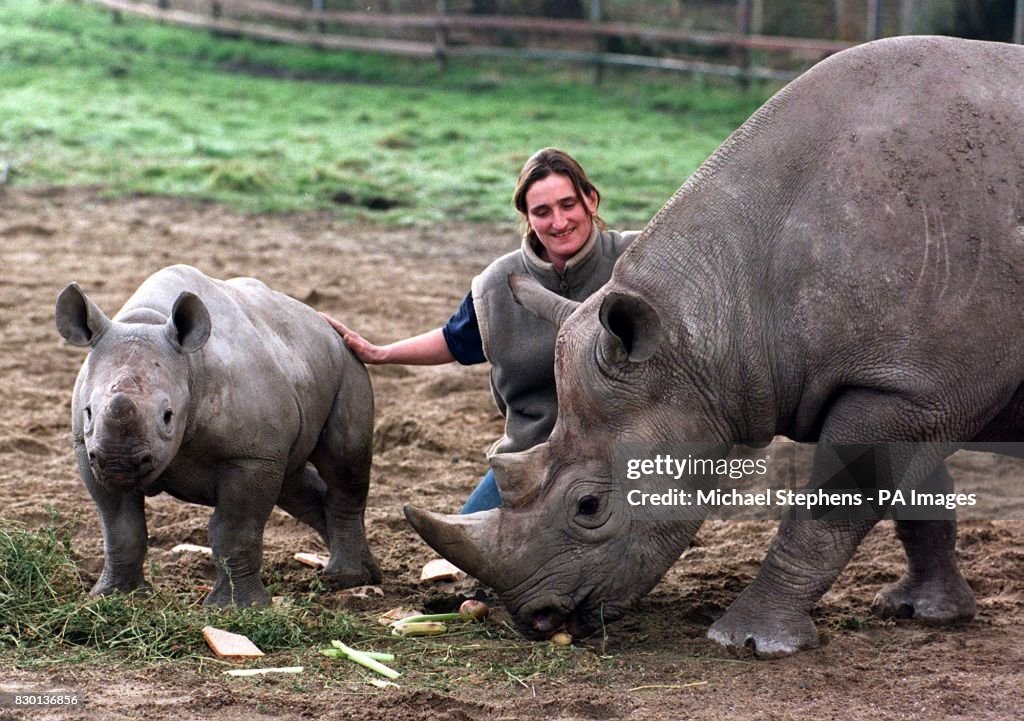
[490,443,549,508]
[167,292,211,353]
[598,291,661,364]
[55,283,111,348]
[508,274,579,329]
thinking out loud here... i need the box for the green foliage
[1,518,632,688]
[0,0,774,227]
[0,518,355,666]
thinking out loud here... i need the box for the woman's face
[524,173,598,271]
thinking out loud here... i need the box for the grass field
[0,0,776,226]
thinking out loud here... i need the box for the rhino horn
[508,274,579,328]
[403,506,504,588]
[106,392,141,426]
[490,443,548,508]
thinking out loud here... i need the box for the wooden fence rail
[90,0,860,82]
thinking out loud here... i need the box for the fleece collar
[520,224,601,297]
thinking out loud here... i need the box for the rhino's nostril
[137,453,154,472]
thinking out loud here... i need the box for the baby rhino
[55,264,379,606]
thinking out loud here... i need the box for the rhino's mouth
[563,599,625,638]
[516,587,625,640]
[89,448,158,490]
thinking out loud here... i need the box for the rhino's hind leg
[309,390,381,589]
[277,464,330,545]
[871,465,976,623]
[870,519,976,623]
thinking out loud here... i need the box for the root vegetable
[458,599,490,621]
[391,621,448,637]
[550,632,573,646]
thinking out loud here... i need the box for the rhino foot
[90,576,151,597]
[707,606,819,658]
[870,573,976,623]
[323,553,382,589]
[204,577,271,608]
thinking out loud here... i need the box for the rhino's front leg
[81,451,149,595]
[277,465,329,544]
[708,437,882,656]
[707,518,876,657]
[205,461,280,607]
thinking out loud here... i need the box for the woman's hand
[319,312,389,364]
[320,313,456,366]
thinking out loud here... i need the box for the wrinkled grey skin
[56,264,379,607]
[405,37,1024,656]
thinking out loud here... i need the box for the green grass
[0,517,357,666]
[0,0,777,227]
[0,516,603,688]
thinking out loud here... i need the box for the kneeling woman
[321,147,638,512]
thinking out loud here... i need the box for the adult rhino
[405,36,1024,656]
[56,265,379,606]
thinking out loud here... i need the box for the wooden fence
[90,0,861,82]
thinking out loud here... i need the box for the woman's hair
[513,147,605,243]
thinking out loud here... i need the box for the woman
[322,148,639,513]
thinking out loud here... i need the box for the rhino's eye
[577,495,601,516]
[569,487,614,534]
[84,406,92,422]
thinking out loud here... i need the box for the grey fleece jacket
[470,225,638,457]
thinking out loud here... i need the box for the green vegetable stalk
[320,646,395,663]
[324,640,400,679]
[390,600,490,627]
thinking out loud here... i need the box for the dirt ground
[1,187,1022,720]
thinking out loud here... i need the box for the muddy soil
[1,188,1021,720]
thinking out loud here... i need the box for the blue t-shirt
[442,292,486,365]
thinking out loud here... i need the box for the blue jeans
[460,468,503,514]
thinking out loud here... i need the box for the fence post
[1014,0,1023,44]
[898,0,915,34]
[312,0,325,34]
[866,0,882,40]
[734,0,752,88]
[590,0,604,85]
[436,0,449,72]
